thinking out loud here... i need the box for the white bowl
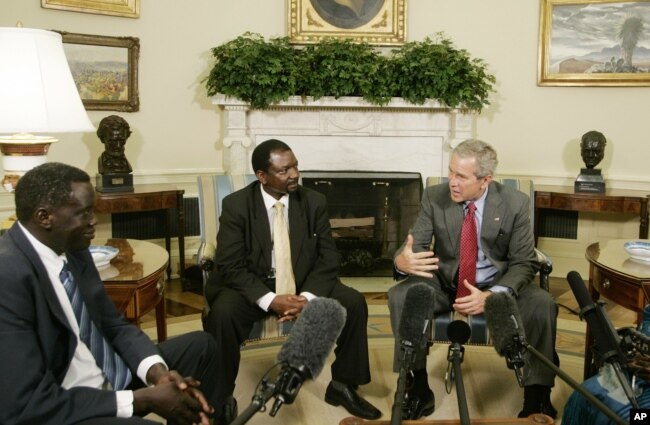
[90,245,119,269]
[624,241,650,263]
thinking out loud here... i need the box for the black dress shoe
[215,396,238,425]
[403,388,435,420]
[325,382,382,420]
[518,385,557,419]
[517,401,557,419]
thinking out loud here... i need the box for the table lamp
[0,26,95,191]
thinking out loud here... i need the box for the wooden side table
[534,185,649,246]
[95,184,185,280]
[584,239,650,378]
[99,238,169,342]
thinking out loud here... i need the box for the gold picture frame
[57,31,139,112]
[538,0,650,86]
[42,0,140,18]
[289,0,406,45]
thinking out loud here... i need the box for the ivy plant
[205,32,496,111]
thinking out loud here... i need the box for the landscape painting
[58,32,140,111]
[538,0,650,86]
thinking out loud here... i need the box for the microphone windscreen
[485,292,526,356]
[277,298,346,379]
[567,271,593,310]
[447,320,471,345]
[398,283,435,349]
[566,270,626,363]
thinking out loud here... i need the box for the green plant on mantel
[205,32,496,111]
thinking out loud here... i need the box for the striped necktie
[60,262,132,390]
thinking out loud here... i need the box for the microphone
[391,283,435,425]
[447,320,471,345]
[566,271,639,409]
[484,291,527,387]
[271,297,346,415]
[231,298,346,425]
[485,291,628,425]
[446,320,471,425]
[566,271,627,365]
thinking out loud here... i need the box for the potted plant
[205,32,496,111]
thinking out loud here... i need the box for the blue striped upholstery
[196,174,293,344]
[425,177,551,345]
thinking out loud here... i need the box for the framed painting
[57,31,139,112]
[538,0,650,86]
[42,0,140,18]
[289,0,406,45]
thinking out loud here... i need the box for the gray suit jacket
[404,181,539,295]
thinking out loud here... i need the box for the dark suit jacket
[205,181,340,306]
[0,224,159,425]
[405,181,539,295]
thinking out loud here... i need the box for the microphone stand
[231,363,308,425]
[447,342,470,425]
[515,336,628,425]
[390,341,415,425]
[230,377,279,425]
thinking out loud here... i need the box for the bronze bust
[97,115,132,175]
[580,130,606,170]
[575,130,607,193]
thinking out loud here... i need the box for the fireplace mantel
[212,94,476,179]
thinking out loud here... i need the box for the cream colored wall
[2,0,649,276]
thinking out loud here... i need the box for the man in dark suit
[389,139,558,419]
[0,162,218,425]
[203,139,381,423]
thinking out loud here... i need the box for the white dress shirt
[256,185,316,311]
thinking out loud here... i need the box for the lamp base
[96,173,134,193]
[0,134,57,192]
[575,168,605,193]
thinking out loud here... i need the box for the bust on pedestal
[575,130,606,194]
[96,115,134,193]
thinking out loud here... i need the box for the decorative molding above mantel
[212,94,477,179]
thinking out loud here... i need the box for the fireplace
[301,170,422,277]
[212,95,476,279]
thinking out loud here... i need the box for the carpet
[141,306,585,424]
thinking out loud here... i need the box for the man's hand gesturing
[394,234,439,278]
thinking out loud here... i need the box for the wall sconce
[0,26,95,191]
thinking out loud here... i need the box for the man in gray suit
[388,139,557,419]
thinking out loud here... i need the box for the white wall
[2,0,649,276]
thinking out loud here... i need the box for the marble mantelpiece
[212,94,477,180]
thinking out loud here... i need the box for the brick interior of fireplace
[301,171,423,277]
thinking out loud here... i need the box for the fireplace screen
[301,171,423,277]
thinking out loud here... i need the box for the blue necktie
[60,262,132,390]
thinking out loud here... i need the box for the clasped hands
[270,294,308,322]
[134,363,213,425]
[395,234,492,316]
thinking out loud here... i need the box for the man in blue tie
[0,162,218,425]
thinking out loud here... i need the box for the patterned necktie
[60,262,132,390]
[273,201,296,295]
[457,202,477,298]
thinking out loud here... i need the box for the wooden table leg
[156,295,167,342]
[176,191,185,282]
[640,196,649,239]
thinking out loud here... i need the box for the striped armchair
[196,174,293,343]
[425,177,553,345]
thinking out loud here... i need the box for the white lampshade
[0,27,95,191]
